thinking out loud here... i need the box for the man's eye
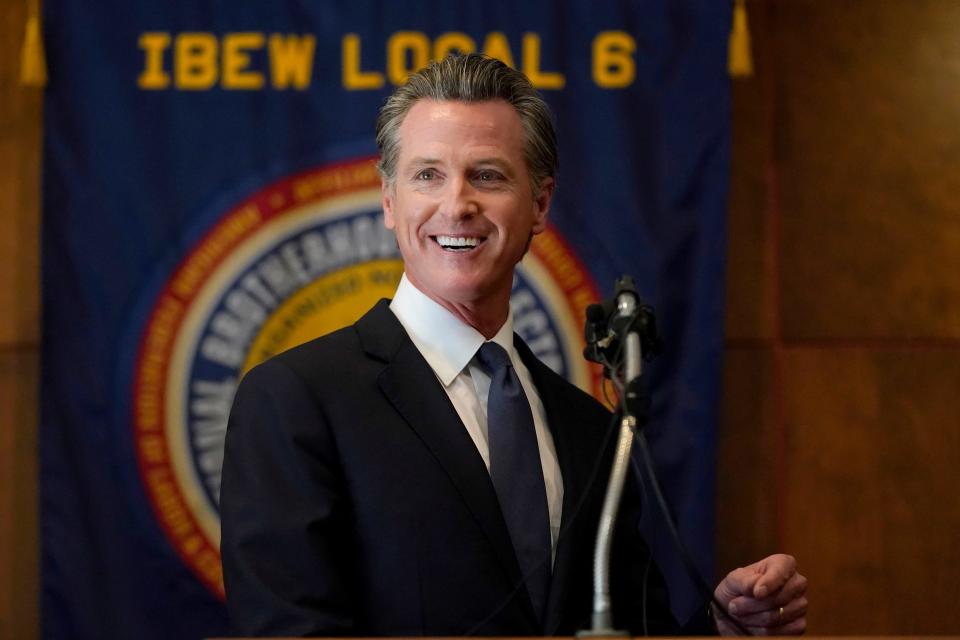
[476,170,502,182]
[415,169,437,180]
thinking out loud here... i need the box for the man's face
[382,99,554,310]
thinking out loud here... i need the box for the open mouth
[432,235,484,252]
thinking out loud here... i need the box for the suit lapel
[356,301,537,627]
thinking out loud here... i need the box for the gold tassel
[728,0,754,78]
[20,3,48,88]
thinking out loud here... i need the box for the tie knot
[476,341,512,373]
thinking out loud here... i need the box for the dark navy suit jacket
[220,299,695,636]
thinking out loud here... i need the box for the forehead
[396,99,526,162]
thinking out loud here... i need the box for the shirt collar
[389,274,515,386]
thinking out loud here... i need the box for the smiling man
[220,53,808,637]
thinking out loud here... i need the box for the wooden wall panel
[725,0,775,343]
[783,349,960,634]
[0,1,42,639]
[720,0,782,580]
[0,350,40,640]
[720,0,960,635]
[775,0,960,340]
[715,347,779,574]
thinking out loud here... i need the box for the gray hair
[375,53,558,197]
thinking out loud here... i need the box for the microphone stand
[578,283,647,637]
[578,276,748,637]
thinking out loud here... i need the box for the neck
[437,295,509,340]
[405,275,511,340]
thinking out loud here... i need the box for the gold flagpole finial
[728,0,754,78]
[20,0,48,88]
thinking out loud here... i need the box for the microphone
[583,276,662,372]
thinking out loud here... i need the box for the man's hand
[712,554,807,635]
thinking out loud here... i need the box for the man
[221,53,807,636]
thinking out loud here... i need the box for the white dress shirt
[389,274,564,556]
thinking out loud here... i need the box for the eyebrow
[407,157,441,167]
[403,156,519,180]
[471,157,515,175]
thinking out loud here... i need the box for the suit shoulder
[238,300,402,403]
[541,359,608,410]
[517,338,612,424]
[240,323,365,393]
[276,323,361,369]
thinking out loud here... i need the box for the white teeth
[436,235,480,248]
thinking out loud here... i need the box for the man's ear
[531,177,555,235]
[381,178,396,230]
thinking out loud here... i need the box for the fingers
[732,596,808,628]
[753,554,797,599]
[717,618,807,636]
[728,571,807,616]
[714,565,763,604]
[716,554,796,603]
[716,602,808,636]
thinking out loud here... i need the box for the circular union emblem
[131,157,602,598]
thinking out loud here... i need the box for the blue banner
[41,2,730,638]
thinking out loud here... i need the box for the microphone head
[585,303,606,323]
[583,303,608,364]
[582,275,665,366]
[613,274,637,299]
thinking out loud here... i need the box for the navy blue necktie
[476,341,552,622]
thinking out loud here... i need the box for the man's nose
[440,176,479,219]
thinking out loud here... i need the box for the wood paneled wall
[0,0,42,638]
[2,1,959,637]
[718,0,960,634]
